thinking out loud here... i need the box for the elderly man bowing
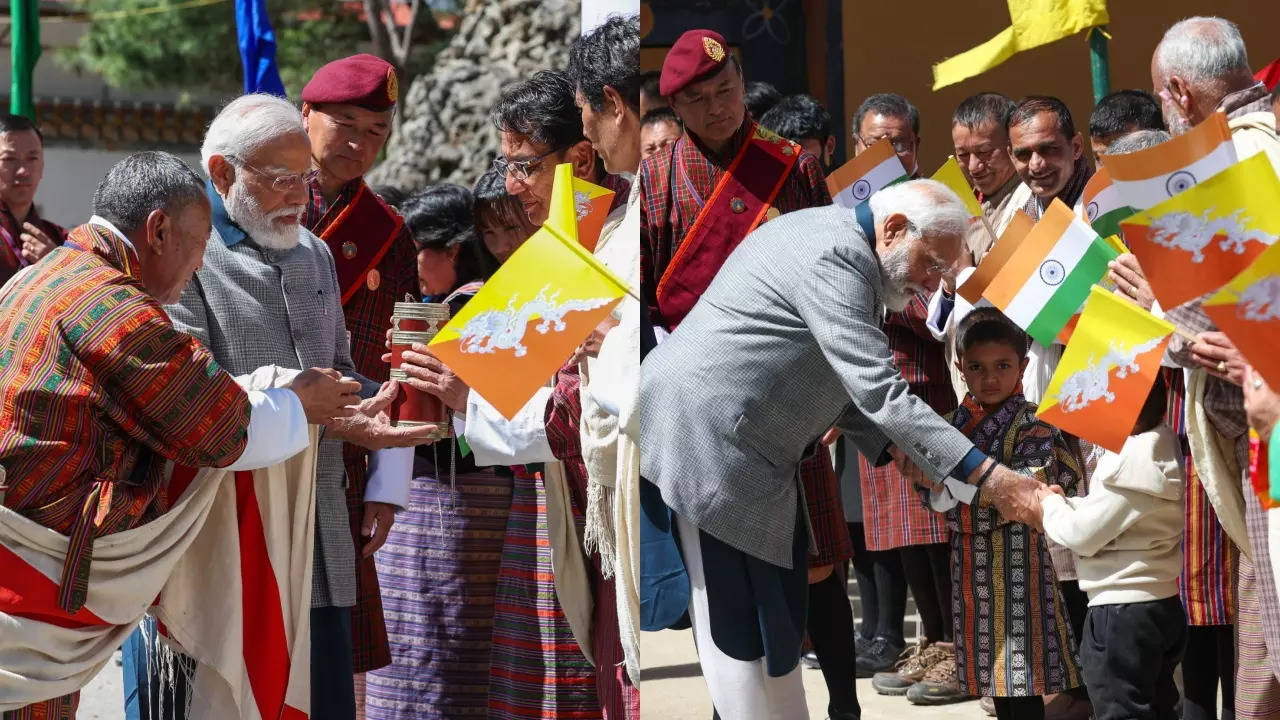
[639,179,1049,720]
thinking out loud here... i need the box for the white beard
[224,180,304,251]
[879,240,924,312]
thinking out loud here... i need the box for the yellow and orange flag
[930,156,984,218]
[1037,285,1174,452]
[570,175,616,252]
[429,164,630,418]
[1105,111,1236,213]
[1119,152,1280,310]
[1203,239,1280,390]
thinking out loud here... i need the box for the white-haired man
[638,179,1055,719]
[1148,16,1280,715]
[124,94,437,720]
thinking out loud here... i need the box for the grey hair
[200,93,306,176]
[1155,17,1251,85]
[92,151,208,236]
[1105,129,1172,155]
[868,178,970,242]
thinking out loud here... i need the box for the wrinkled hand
[285,368,362,425]
[1244,366,1280,439]
[1190,331,1247,385]
[1108,254,1155,311]
[361,501,396,556]
[978,463,1046,530]
[328,380,444,448]
[19,222,57,264]
[398,344,470,412]
[888,445,930,489]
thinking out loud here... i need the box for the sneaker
[801,650,821,670]
[871,642,948,695]
[979,696,996,716]
[855,636,904,678]
[904,651,973,705]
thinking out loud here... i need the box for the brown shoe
[904,650,973,705]
[870,642,948,695]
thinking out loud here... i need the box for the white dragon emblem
[457,284,614,357]
[574,190,592,221]
[1235,274,1280,321]
[1146,208,1275,262]
[1056,336,1166,412]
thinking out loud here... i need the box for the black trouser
[1057,579,1091,701]
[899,541,953,643]
[310,606,356,720]
[1079,597,1187,720]
[993,695,1045,720]
[1180,624,1236,720]
[848,522,906,645]
[808,569,861,716]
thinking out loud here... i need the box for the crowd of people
[638,13,1280,720]
[0,13,642,720]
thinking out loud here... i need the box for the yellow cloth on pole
[930,156,984,217]
[933,0,1109,90]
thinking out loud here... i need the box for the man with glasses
[297,53,420,702]
[0,114,64,286]
[123,93,431,720]
[853,93,923,179]
[847,92,967,706]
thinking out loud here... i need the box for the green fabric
[1271,423,1280,486]
[10,0,40,119]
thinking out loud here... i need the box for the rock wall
[369,0,580,190]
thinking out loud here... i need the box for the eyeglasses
[493,146,566,184]
[856,134,913,154]
[227,155,307,192]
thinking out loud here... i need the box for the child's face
[957,341,1028,409]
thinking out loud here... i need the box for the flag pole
[1089,27,1111,104]
[10,0,41,119]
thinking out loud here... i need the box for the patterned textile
[0,223,251,719]
[365,462,513,719]
[1236,553,1280,717]
[1020,153,1092,220]
[944,392,1083,697]
[1,700,75,720]
[638,116,830,328]
[305,175,413,671]
[859,293,955,551]
[544,363,640,720]
[487,467,599,719]
[0,202,66,286]
[1166,370,1237,625]
[800,449,853,568]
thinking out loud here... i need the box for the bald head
[1152,17,1257,133]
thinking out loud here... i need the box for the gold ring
[1217,360,1228,373]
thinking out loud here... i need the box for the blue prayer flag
[235,0,286,96]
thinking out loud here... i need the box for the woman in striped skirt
[365,184,513,719]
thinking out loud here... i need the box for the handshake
[283,367,444,449]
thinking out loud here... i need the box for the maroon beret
[660,29,730,97]
[301,54,398,111]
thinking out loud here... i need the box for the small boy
[1038,373,1186,720]
[922,308,1084,720]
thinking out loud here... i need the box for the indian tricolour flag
[826,138,908,208]
[983,199,1121,347]
[1080,166,1135,240]
[1105,111,1237,212]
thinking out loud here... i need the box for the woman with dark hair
[472,164,538,265]
[364,183,509,720]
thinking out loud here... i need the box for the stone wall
[368,0,579,190]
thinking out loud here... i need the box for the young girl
[925,307,1085,720]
